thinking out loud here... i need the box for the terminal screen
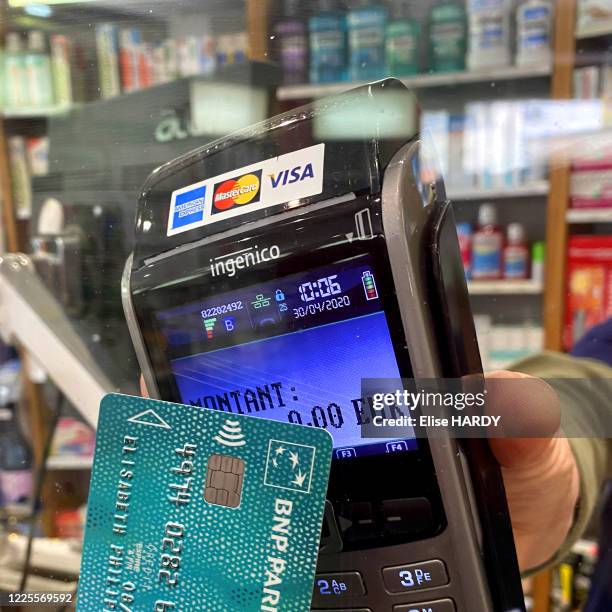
[155,255,416,459]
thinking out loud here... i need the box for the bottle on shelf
[8,136,32,220]
[50,35,73,107]
[516,0,554,68]
[0,362,32,507]
[428,0,467,73]
[347,0,387,81]
[309,0,348,84]
[119,28,142,93]
[25,30,55,107]
[275,0,309,84]
[466,0,512,71]
[456,222,473,279]
[5,32,28,109]
[385,0,420,77]
[503,222,529,279]
[531,241,545,283]
[471,203,504,279]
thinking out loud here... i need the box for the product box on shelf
[564,235,612,350]
[50,417,95,458]
[572,132,612,171]
[570,168,612,208]
[571,135,612,208]
[474,314,544,371]
[576,0,612,38]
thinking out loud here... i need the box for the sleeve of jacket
[510,351,612,571]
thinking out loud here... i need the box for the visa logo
[269,163,315,188]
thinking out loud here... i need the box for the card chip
[204,454,244,508]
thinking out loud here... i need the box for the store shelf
[2,105,74,119]
[0,567,77,593]
[48,454,93,470]
[276,64,551,100]
[566,208,612,223]
[1,502,31,518]
[467,279,543,295]
[0,62,277,121]
[449,181,549,201]
[576,21,612,40]
[2,533,82,576]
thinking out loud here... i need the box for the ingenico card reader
[122,79,524,612]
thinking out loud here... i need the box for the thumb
[483,371,579,571]
[484,371,561,468]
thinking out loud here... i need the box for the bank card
[77,394,333,611]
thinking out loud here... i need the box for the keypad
[312,572,366,606]
[393,598,455,612]
[382,559,448,593]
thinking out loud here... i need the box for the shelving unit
[449,181,549,202]
[0,0,274,546]
[1,502,31,518]
[534,3,612,611]
[542,0,578,355]
[576,22,612,40]
[273,17,555,386]
[0,567,77,593]
[3,532,82,576]
[467,279,543,295]
[566,208,612,223]
[277,63,551,101]
[2,105,74,119]
[47,455,93,470]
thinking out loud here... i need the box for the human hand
[485,371,579,572]
[139,372,579,572]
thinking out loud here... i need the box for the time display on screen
[298,275,342,302]
[158,259,382,357]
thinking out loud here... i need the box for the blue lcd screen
[155,256,416,459]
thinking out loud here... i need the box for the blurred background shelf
[566,208,612,223]
[576,22,612,40]
[0,533,81,577]
[277,64,551,100]
[2,105,74,119]
[0,567,77,593]
[47,455,93,470]
[1,502,31,518]
[449,181,549,201]
[467,279,543,295]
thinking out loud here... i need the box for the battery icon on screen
[362,271,379,300]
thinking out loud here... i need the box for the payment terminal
[122,79,524,612]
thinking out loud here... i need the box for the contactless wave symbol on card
[214,419,247,447]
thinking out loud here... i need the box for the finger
[139,374,149,398]
[484,371,561,468]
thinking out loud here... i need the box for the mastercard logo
[213,170,262,213]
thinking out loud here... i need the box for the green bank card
[77,394,333,611]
